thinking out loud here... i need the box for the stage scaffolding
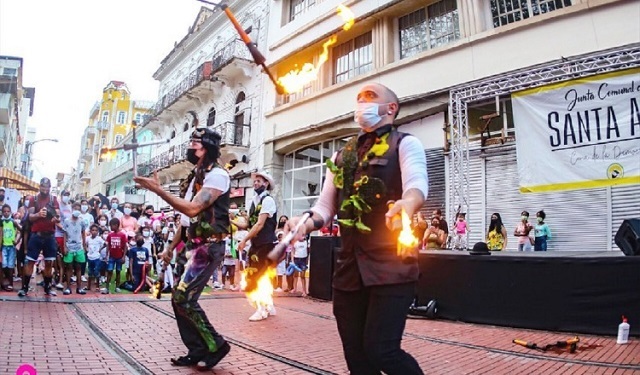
[447,42,640,220]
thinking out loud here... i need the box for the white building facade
[262,0,640,251]
[138,2,269,211]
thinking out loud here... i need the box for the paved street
[1,292,638,375]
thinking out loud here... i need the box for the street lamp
[21,138,59,179]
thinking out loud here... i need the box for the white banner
[512,68,640,193]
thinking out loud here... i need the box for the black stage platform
[308,237,640,336]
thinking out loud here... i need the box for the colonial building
[137,2,268,211]
[74,81,153,199]
[262,0,640,251]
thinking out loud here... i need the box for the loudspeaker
[309,236,340,301]
[615,219,640,256]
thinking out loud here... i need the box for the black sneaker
[17,289,27,297]
[196,342,231,371]
[170,355,202,367]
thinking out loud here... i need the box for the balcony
[0,93,10,124]
[103,153,151,182]
[82,148,93,161]
[84,126,97,139]
[96,121,110,131]
[140,62,213,131]
[211,38,253,81]
[93,144,100,153]
[124,185,145,205]
[139,140,192,180]
[80,171,91,182]
[0,126,6,154]
[215,121,250,148]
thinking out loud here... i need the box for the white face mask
[81,205,89,213]
[99,220,107,226]
[354,102,383,130]
[62,196,70,204]
[24,200,30,208]
[142,230,150,237]
[124,208,132,216]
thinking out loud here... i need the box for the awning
[0,167,40,194]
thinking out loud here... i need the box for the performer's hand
[284,216,307,243]
[161,250,172,264]
[385,199,413,229]
[134,171,161,193]
[237,239,246,252]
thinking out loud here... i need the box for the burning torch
[100,121,170,177]
[196,0,286,95]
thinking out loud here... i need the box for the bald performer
[283,83,427,374]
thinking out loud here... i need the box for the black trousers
[172,241,226,358]
[333,282,424,375]
[246,243,275,293]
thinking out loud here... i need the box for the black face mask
[254,186,266,195]
[0,195,4,201]
[186,149,200,165]
[145,212,152,217]
[136,240,145,247]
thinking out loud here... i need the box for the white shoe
[249,307,268,321]
[55,283,64,290]
[100,288,109,294]
[114,288,121,293]
[71,276,77,282]
[81,275,87,282]
[274,287,283,292]
[213,281,221,288]
[266,305,276,316]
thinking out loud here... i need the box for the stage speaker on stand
[309,236,340,301]
[615,219,640,256]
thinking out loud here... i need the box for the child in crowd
[534,210,552,251]
[101,218,127,294]
[99,229,109,283]
[452,213,469,250]
[274,231,286,292]
[1,204,21,291]
[85,224,105,292]
[62,202,88,295]
[221,235,237,290]
[514,211,534,251]
[141,227,157,275]
[127,235,149,293]
[290,237,309,297]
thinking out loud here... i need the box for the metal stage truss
[447,42,640,220]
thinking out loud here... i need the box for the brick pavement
[0,293,638,374]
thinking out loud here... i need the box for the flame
[277,4,354,94]
[245,267,276,309]
[397,209,419,256]
[337,4,355,31]
[239,270,247,291]
[100,148,117,161]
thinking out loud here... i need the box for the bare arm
[502,227,508,249]
[134,172,222,218]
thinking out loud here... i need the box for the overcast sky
[0,0,204,183]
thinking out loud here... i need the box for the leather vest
[186,176,231,241]
[334,126,419,291]
[249,194,277,246]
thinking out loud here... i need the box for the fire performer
[284,83,428,374]
[236,171,278,321]
[134,127,231,371]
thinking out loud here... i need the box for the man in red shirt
[18,178,61,297]
[101,218,128,294]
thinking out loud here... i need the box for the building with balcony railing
[74,81,156,199]
[137,1,268,210]
[1,55,36,178]
[263,0,640,252]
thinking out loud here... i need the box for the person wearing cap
[18,177,62,297]
[134,127,231,371]
[236,170,278,321]
[0,187,5,206]
[284,83,427,374]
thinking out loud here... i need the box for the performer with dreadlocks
[134,126,231,371]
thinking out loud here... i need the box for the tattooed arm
[134,172,222,218]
